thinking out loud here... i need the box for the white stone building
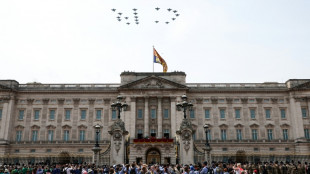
[0,72,309,165]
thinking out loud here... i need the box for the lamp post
[111,95,128,119]
[203,123,212,163]
[92,124,102,166]
[176,94,193,119]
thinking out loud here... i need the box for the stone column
[92,147,101,166]
[157,97,162,138]
[129,97,136,139]
[144,97,149,137]
[170,97,176,138]
[289,97,304,140]
[0,96,15,141]
[176,119,195,165]
[56,98,65,140]
[40,98,49,140]
[109,119,128,165]
[196,98,203,139]
[73,98,80,140]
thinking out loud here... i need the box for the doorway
[146,148,161,164]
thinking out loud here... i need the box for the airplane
[135,19,138,21]
[155,7,160,11]
[172,18,176,20]
[125,17,129,20]
[136,22,139,24]
[118,19,121,21]
[155,21,159,23]
[118,13,122,15]
[167,8,172,12]
[134,12,138,15]
[134,16,138,18]
[117,16,121,19]
[176,14,180,17]
[133,8,137,11]
[173,10,177,13]
[111,9,116,12]
[166,22,169,24]
[126,22,130,25]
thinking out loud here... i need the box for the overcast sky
[0,0,309,84]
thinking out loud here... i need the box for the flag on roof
[153,48,168,73]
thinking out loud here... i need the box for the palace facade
[0,72,310,165]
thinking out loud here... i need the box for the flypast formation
[111,7,180,26]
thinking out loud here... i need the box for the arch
[145,147,161,164]
[236,150,246,163]
[58,151,71,164]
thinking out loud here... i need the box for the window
[267,129,273,140]
[207,130,211,140]
[280,109,286,119]
[81,110,87,120]
[265,109,271,119]
[65,110,71,120]
[78,149,84,152]
[304,129,310,139]
[283,129,288,140]
[112,110,116,120]
[79,130,85,141]
[164,129,170,139]
[49,110,55,120]
[269,148,275,151]
[254,148,259,151]
[34,110,40,120]
[164,109,169,119]
[205,109,210,119]
[250,109,256,119]
[236,129,242,140]
[48,130,54,141]
[30,149,36,153]
[46,149,52,153]
[220,109,225,119]
[32,130,38,142]
[252,129,258,140]
[235,109,240,119]
[285,148,290,151]
[15,149,20,153]
[151,109,156,119]
[137,109,143,119]
[190,110,195,118]
[96,110,102,120]
[137,129,143,139]
[221,129,226,140]
[234,99,240,102]
[96,131,101,141]
[222,148,228,151]
[64,130,70,141]
[150,129,156,137]
[219,99,225,103]
[17,110,24,120]
[16,131,22,142]
[302,108,308,118]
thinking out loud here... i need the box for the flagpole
[153,46,154,73]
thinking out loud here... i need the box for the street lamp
[176,94,193,119]
[94,124,101,147]
[111,95,128,119]
[203,123,211,162]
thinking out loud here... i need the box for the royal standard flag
[153,48,168,73]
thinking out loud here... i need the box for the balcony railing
[133,138,174,143]
[186,83,287,89]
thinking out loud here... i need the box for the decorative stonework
[226,98,233,104]
[241,98,248,104]
[42,98,49,105]
[271,98,278,104]
[88,98,95,105]
[27,98,34,105]
[104,98,111,104]
[110,119,126,132]
[73,98,80,105]
[196,98,203,104]
[256,98,263,104]
[211,97,218,104]
[57,98,65,105]
[179,119,193,131]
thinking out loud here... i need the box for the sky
[0,0,309,84]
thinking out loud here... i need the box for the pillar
[144,97,149,137]
[158,97,162,138]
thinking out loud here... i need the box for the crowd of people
[1,161,310,174]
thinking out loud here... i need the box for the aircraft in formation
[111,7,180,25]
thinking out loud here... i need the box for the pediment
[292,81,310,90]
[119,76,188,90]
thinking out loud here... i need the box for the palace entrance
[236,150,246,163]
[146,148,161,164]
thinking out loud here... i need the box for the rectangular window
[19,110,24,120]
[34,110,40,120]
[112,110,116,119]
[235,109,241,119]
[304,129,310,139]
[220,109,225,119]
[137,109,143,119]
[0,109,2,119]
[151,109,157,119]
[79,130,85,141]
[280,109,286,119]
[150,129,156,137]
[137,129,143,139]
[64,130,70,141]
[207,130,212,140]
[252,129,258,140]
[265,109,271,119]
[96,110,102,120]
[302,108,308,118]
[32,130,38,142]
[236,129,242,140]
[164,129,170,139]
[65,110,71,120]
[164,109,169,119]
[16,131,22,142]
[49,110,55,120]
[190,110,195,118]
[205,109,210,119]
[267,129,273,140]
[283,129,288,140]
[81,110,86,120]
[221,129,226,141]
[48,130,54,141]
[250,109,256,119]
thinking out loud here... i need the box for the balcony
[133,138,174,143]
